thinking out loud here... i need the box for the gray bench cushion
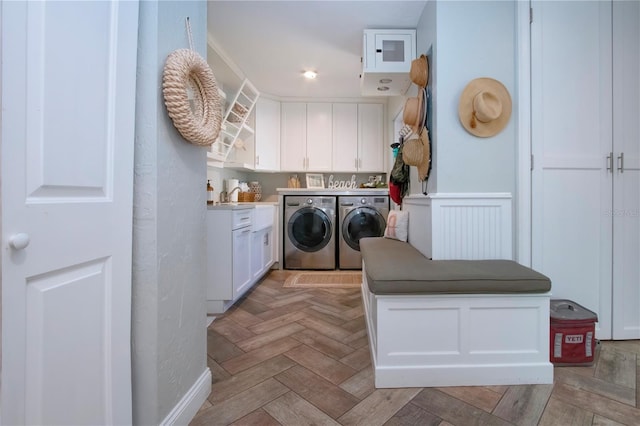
[360,237,551,295]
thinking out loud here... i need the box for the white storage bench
[360,237,554,388]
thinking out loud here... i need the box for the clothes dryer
[284,195,336,270]
[338,195,389,269]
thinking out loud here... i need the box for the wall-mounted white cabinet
[254,97,281,171]
[280,103,332,172]
[332,103,384,172]
[361,29,416,96]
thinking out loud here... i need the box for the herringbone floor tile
[192,270,640,426]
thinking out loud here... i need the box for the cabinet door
[531,1,613,338]
[612,0,640,339]
[358,103,384,172]
[250,230,264,281]
[255,97,280,171]
[280,102,306,171]
[332,103,359,172]
[232,226,252,300]
[262,228,274,271]
[363,30,415,73]
[306,103,333,171]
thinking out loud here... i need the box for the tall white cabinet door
[281,102,307,171]
[332,103,359,171]
[1,1,138,424]
[358,103,385,172]
[612,1,640,339]
[531,1,613,338]
[306,103,333,171]
[255,97,281,171]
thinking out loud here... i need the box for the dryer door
[342,207,387,251]
[287,207,333,252]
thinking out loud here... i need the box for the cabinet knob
[9,233,30,250]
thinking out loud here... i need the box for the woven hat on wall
[402,87,426,134]
[402,129,431,182]
[162,49,223,146]
[458,77,512,138]
[410,54,429,88]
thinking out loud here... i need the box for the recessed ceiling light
[379,78,392,84]
[303,70,317,79]
[377,86,390,91]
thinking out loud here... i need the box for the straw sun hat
[458,77,512,138]
[409,54,429,88]
[402,129,431,182]
[403,87,426,134]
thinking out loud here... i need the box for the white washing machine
[284,195,336,270]
[338,195,389,269]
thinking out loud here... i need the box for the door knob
[9,233,30,250]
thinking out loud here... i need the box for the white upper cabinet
[357,103,385,172]
[361,29,415,96]
[332,103,359,171]
[254,97,281,171]
[332,103,385,172]
[280,103,307,171]
[281,102,332,172]
[306,103,333,171]
[363,29,416,72]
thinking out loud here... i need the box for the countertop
[276,187,389,196]
[207,201,279,211]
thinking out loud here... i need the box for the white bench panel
[361,267,554,388]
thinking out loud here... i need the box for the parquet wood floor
[191,270,640,426]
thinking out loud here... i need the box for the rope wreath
[162,49,223,146]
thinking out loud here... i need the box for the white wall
[434,0,516,194]
[132,2,208,424]
[413,0,438,195]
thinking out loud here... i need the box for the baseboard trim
[160,368,211,426]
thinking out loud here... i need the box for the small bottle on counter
[207,180,214,205]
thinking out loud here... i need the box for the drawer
[252,205,275,231]
[232,209,252,230]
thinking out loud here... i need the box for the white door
[1,1,139,424]
[612,0,640,339]
[531,1,613,339]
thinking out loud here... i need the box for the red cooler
[550,299,598,365]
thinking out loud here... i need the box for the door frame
[516,0,532,267]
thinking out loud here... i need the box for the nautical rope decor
[162,17,223,146]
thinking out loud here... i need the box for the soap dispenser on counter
[207,180,214,205]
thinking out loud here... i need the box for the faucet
[222,186,242,203]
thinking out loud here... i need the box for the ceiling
[207,0,427,99]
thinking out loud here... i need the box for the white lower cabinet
[232,225,252,299]
[251,226,273,281]
[207,205,276,314]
